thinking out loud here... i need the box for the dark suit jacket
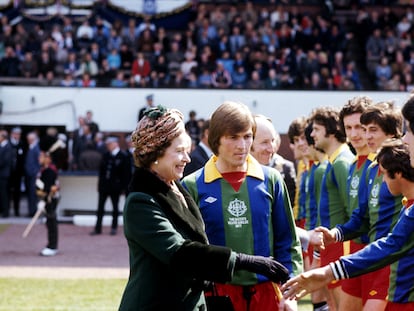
[272,154,297,205]
[10,139,25,175]
[24,143,40,177]
[0,141,13,178]
[183,144,210,177]
[98,149,131,194]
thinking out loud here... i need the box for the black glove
[235,253,290,284]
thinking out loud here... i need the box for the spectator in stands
[246,70,265,89]
[107,28,123,53]
[186,69,198,88]
[60,73,76,87]
[166,41,184,78]
[366,28,385,74]
[42,70,58,86]
[384,73,402,91]
[265,68,279,89]
[197,68,212,88]
[110,70,127,87]
[0,46,20,77]
[20,51,38,78]
[211,61,232,89]
[93,27,109,58]
[180,50,198,80]
[77,72,96,87]
[131,52,151,85]
[90,42,104,67]
[136,15,156,37]
[197,51,215,75]
[119,42,134,71]
[76,20,94,50]
[96,58,116,87]
[63,51,80,77]
[169,70,187,88]
[155,26,170,53]
[376,56,392,89]
[229,25,246,55]
[93,16,111,39]
[122,18,139,49]
[62,30,74,52]
[152,54,169,85]
[77,52,99,77]
[210,6,228,34]
[136,29,155,55]
[232,65,248,89]
[342,61,361,90]
[106,48,121,70]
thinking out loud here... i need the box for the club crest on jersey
[369,183,380,206]
[228,199,247,217]
[349,175,359,198]
[227,198,248,228]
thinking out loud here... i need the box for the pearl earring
[155,160,158,165]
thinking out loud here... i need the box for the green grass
[0,278,312,310]
[0,278,127,311]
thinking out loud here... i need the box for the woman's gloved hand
[235,253,290,284]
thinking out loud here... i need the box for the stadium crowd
[0,1,413,90]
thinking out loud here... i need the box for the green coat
[119,168,236,311]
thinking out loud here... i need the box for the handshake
[235,253,290,284]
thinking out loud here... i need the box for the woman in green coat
[119,106,289,311]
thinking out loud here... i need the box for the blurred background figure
[183,119,212,177]
[24,131,40,217]
[0,129,13,218]
[9,127,25,217]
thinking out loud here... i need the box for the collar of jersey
[204,154,264,183]
[328,143,349,164]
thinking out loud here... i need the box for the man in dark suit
[9,127,25,216]
[137,94,155,121]
[183,120,212,177]
[0,130,13,217]
[24,131,41,217]
[90,136,131,235]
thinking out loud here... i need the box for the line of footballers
[274,95,414,311]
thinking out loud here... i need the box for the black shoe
[110,229,117,235]
[90,230,101,236]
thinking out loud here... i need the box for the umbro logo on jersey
[205,196,217,203]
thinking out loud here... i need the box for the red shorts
[320,242,344,289]
[214,282,281,311]
[386,301,414,311]
[303,244,314,268]
[363,265,390,301]
[341,241,366,298]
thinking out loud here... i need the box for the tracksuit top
[337,161,403,243]
[318,144,354,228]
[345,153,375,244]
[182,155,303,286]
[331,202,414,303]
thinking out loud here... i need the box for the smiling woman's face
[151,130,192,183]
